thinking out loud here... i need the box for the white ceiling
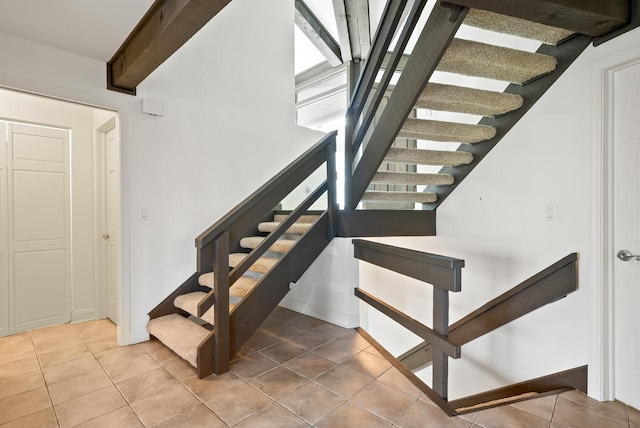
[0,0,154,61]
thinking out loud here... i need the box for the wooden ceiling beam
[107,0,232,95]
[332,0,353,63]
[295,0,343,67]
[440,0,630,37]
[345,0,371,61]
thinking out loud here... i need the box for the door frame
[94,116,119,323]
[0,74,131,346]
[589,45,640,401]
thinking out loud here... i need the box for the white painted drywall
[359,28,640,400]
[0,0,322,343]
[0,89,101,323]
[281,238,360,327]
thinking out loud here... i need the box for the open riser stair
[147,214,320,368]
[147,133,338,378]
[347,3,596,209]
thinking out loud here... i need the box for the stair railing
[352,239,582,415]
[352,238,463,414]
[193,131,338,374]
[344,1,467,209]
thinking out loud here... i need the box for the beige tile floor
[0,308,638,427]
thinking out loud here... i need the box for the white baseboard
[279,297,359,328]
[71,309,96,323]
[129,326,150,345]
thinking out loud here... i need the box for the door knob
[102,233,110,240]
[617,250,640,261]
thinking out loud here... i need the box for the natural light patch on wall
[303,0,340,41]
[294,26,326,74]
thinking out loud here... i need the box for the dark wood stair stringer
[349,3,469,209]
[229,213,333,355]
[423,35,593,210]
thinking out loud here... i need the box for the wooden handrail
[196,134,338,318]
[354,244,581,415]
[195,131,337,250]
[353,239,463,403]
[186,132,338,377]
[351,0,428,154]
[228,181,328,284]
[347,0,409,120]
[353,239,464,291]
[448,253,578,345]
[355,288,461,358]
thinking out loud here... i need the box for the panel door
[8,123,71,333]
[0,122,8,337]
[105,126,119,323]
[613,63,640,410]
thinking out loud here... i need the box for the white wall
[282,238,360,327]
[0,0,322,343]
[0,89,103,323]
[359,28,640,400]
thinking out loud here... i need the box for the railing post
[326,136,339,238]
[344,60,360,212]
[213,231,230,374]
[432,288,449,400]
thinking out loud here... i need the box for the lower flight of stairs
[147,214,317,369]
[363,8,575,206]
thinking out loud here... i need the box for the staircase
[147,133,337,378]
[147,215,317,365]
[145,0,632,385]
[347,3,593,209]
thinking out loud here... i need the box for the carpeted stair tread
[147,314,209,367]
[274,214,319,223]
[362,191,437,204]
[464,9,574,45]
[198,273,259,298]
[173,291,236,325]
[385,147,473,167]
[398,118,496,144]
[416,83,523,117]
[438,38,557,84]
[240,236,296,254]
[229,253,278,274]
[372,171,454,186]
[258,221,313,235]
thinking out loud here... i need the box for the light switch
[140,207,150,221]
[545,204,556,222]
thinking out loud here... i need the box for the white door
[0,122,8,337]
[8,123,71,333]
[613,62,640,410]
[104,126,119,323]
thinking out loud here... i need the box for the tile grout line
[142,342,234,427]
[557,395,631,422]
[70,321,147,428]
[28,329,61,428]
[549,394,559,427]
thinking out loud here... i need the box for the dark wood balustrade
[352,239,582,415]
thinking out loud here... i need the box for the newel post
[326,135,339,238]
[213,231,230,374]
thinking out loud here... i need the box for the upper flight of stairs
[362,8,583,207]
